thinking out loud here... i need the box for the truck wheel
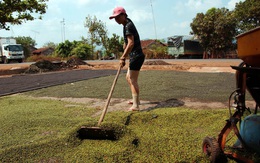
[202,137,227,163]
[3,57,9,64]
[18,59,23,63]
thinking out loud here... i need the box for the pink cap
[109,6,126,19]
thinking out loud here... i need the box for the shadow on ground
[143,98,185,111]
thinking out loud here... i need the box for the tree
[43,42,57,49]
[0,0,48,30]
[15,36,36,58]
[190,8,236,58]
[84,15,109,57]
[234,0,260,33]
[107,33,124,59]
[16,36,36,47]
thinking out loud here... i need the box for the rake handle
[98,66,122,126]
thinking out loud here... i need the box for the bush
[70,43,91,60]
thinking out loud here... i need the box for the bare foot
[127,101,141,105]
[127,107,140,112]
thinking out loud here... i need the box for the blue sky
[0,0,244,48]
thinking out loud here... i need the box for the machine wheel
[202,137,227,163]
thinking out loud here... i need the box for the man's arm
[121,35,134,59]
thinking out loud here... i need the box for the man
[109,6,145,111]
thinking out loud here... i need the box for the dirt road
[0,59,243,76]
[86,59,242,73]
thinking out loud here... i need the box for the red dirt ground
[0,59,242,76]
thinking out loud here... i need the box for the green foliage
[190,0,260,58]
[84,15,124,58]
[55,40,92,59]
[107,33,124,58]
[15,36,36,47]
[43,42,57,49]
[145,41,168,59]
[190,8,236,58]
[55,40,76,58]
[234,0,260,33]
[15,36,37,58]
[0,0,48,30]
[85,15,109,56]
[70,43,91,60]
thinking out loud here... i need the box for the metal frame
[203,62,259,162]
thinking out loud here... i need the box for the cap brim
[109,16,116,19]
[109,13,121,19]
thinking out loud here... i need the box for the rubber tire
[3,57,9,64]
[202,137,226,163]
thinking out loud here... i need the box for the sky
[0,0,244,48]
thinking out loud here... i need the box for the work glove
[120,57,126,68]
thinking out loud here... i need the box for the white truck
[0,37,24,63]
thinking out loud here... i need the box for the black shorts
[129,55,145,71]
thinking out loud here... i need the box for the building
[141,39,166,50]
[140,39,167,59]
[32,47,55,56]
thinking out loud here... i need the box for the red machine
[202,27,260,162]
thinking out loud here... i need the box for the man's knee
[126,75,131,83]
[130,78,138,86]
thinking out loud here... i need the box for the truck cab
[0,37,24,63]
[1,44,24,63]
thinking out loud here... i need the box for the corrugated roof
[141,39,167,49]
[32,47,53,54]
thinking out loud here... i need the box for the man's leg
[126,69,140,110]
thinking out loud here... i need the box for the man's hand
[120,57,126,68]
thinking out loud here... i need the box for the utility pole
[11,27,14,37]
[31,30,40,40]
[150,0,157,40]
[60,18,65,42]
